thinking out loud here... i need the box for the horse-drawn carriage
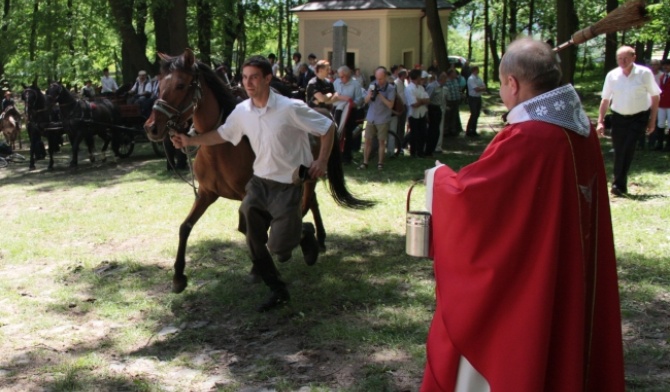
[21,83,163,170]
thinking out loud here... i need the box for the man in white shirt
[171,56,335,312]
[405,69,430,157]
[466,66,486,137]
[596,46,661,196]
[129,70,153,117]
[100,67,118,95]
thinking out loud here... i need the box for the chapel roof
[291,0,455,12]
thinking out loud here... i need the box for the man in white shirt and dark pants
[597,46,661,196]
[171,56,335,312]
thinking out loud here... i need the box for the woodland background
[0,0,669,90]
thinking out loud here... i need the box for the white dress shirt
[602,63,661,115]
[217,90,332,184]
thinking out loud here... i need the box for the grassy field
[0,89,669,391]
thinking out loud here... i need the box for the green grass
[1,88,669,390]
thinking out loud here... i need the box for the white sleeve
[216,109,244,145]
[601,74,613,100]
[289,100,333,136]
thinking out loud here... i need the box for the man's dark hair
[268,53,276,60]
[398,69,408,78]
[293,52,302,60]
[391,65,399,74]
[103,67,109,73]
[662,59,670,66]
[409,69,422,81]
[308,53,317,60]
[242,55,273,76]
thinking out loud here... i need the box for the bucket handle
[406,179,425,213]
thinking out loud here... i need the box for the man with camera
[359,66,395,171]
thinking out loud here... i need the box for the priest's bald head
[499,38,562,110]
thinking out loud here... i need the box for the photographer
[359,66,395,171]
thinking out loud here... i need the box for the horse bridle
[152,69,202,134]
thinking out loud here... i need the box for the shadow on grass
[0,338,158,392]
[130,231,433,389]
[1,231,433,390]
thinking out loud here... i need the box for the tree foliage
[0,0,665,90]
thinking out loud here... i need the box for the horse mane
[160,54,237,124]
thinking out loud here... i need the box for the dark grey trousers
[238,176,303,290]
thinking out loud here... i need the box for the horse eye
[176,83,186,90]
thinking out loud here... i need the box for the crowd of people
[267,52,485,171]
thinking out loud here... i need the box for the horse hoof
[172,275,188,293]
[319,243,327,253]
[29,165,36,171]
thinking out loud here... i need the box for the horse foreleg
[303,182,327,252]
[48,134,58,170]
[173,191,219,294]
[69,131,80,167]
[85,133,96,163]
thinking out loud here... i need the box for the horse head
[21,84,45,114]
[145,48,236,143]
[144,49,201,142]
[45,82,67,104]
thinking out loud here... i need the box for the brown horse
[144,49,373,294]
[1,105,22,151]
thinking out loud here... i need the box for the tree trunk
[556,0,578,84]
[168,0,188,55]
[508,0,517,41]
[486,24,500,82]
[109,0,152,85]
[221,0,238,68]
[467,9,475,62]
[0,0,10,77]
[644,39,653,63]
[196,0,213,66]
[501,0,507,55]
[235,0,246,73]
[604,0,618,74]
[425,0,449,72]
[528,0,534,36]
[277,4,283,76]
[285,0,292,72]
[484,0,489,85]
[634,41,645,63]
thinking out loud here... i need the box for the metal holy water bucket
[405,181,431,258]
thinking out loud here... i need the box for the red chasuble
[421,121,625,391]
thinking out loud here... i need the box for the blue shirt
[365,81,396,125]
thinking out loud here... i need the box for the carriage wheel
[114,131,135,158]
[151,141,165,157]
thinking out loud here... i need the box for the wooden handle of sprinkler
[553,25,599,53]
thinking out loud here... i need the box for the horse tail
[325,134,376,209]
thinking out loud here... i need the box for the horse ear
[183,48,195,69]
[157,52,170,62]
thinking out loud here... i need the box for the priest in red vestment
[421,38,625,392]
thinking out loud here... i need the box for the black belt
[611,110,648,118]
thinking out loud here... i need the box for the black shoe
[300,222,319,266]
[610,186,625,197]
[256,288,290,312]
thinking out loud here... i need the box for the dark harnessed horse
[21,85,65,170]
[45,82,119,167]
[144,49,373,294]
